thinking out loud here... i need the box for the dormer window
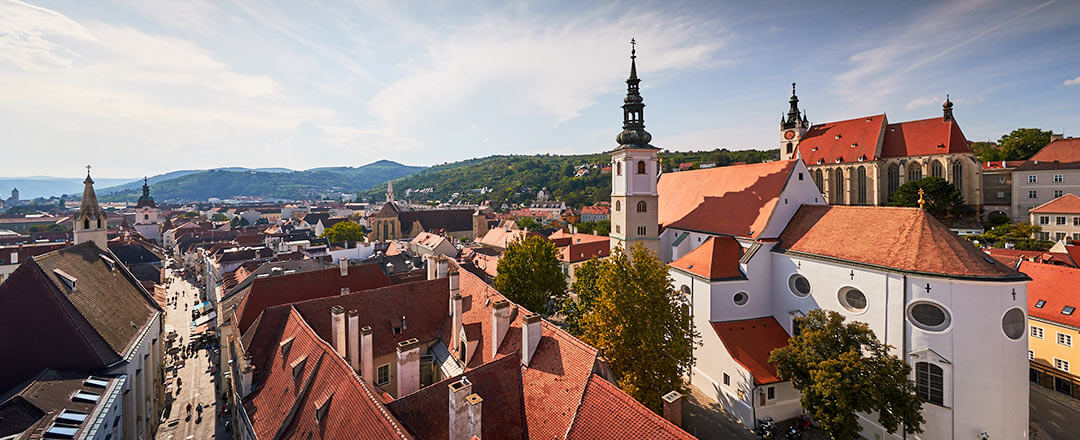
[280,337,294,358]
[54,269,77,291]
[850,143,857,148]
[290,355,307,380]
[315,394,333,424]
[99,254,115,271]
[1064,306,1075,316]
[834,134,842,140]
[1035,300,1046,308]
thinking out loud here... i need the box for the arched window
[786,143,793,154]
[916,362,944,406]
[636,201,647,213]
[83,219,90,230]
[813,169,824,192]
[615,201,621,212]
[636,161,646,175]
[908,163,922,182]
[931,161,944,178]
[382,221,388,239]
[617,162,622,176]
[887,164,900,199]
[144,214,149,220]
[96,219,101,229]
[952,162,963,193]
[856,166,867,205]
[832,168,845,204]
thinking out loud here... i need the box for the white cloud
[0,0,95,71]
[1066,75,1080,86]
[905,96,942,110]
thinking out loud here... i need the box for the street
[155,263,230,440]
[1030,382,1080,440]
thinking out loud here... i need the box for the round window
[788,274,811,297]
[1002,308,1026,340]
[908,302,951,332]
[733,292,748,306]
[839,287,867,313]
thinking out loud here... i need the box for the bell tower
[779,82,809,161]
[134,177,162,243]
[610,39,660,256]
[73,165,108,248]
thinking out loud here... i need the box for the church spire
[942,94,954,121]
[782,82,805,129]
[614,38,656,150]
[79,165,103,221]
[137,176,156,208]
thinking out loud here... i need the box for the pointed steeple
[614,38,656,150]
[782,82,805,129]
[137,176,157,208]
[79,165,103,222]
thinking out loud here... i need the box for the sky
[1,0,1078,178]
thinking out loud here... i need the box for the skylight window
[1035,300,1046,308]
[56,409,89,425]
[84,376,109,388]
[44,423,79,438]
[53,269,77,291]
[71,390,100,403]
[1064,306,1075,316]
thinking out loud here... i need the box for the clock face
[784,130,796,140]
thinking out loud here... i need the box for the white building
[608,49,1030,440]
[133,178,162,243]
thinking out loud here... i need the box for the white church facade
[609,47,1030,439]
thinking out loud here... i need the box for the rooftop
[711,317,789,385]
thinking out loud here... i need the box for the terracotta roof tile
[1022,138,1080,165]
[669,236,744,280]
[1021,262,1080,328]
[1031,194,1080,214]
[711,317,789,385]
[778,205,1025,279]
[557,237,610,263]
[796,114,885,164]
[881,117,970,158]
[658,161,796,238]
[236,264,391,333]
[567,375,695,440]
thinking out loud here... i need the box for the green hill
[98,160,424,202]
[361,149,778,208]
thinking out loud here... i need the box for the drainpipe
[902,274,908,440]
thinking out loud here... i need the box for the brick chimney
[521,313,541,367]
[347,309,359,372]
[339,258,348,276]
[491,300,511,356]
[331,306,346,358]
[662,391,683,427]
[396,338,421,397]
[361,326,373,385]
[340,287,350,296]
[448,377,482,440]
[452,292,463,349]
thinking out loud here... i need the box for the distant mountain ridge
[0,176,132,200]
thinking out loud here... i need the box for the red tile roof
[1020,262,1080,328]
[235,264,391,333]
[797,114,885,165]
[1031,194,1080,214]
[778,206,1025,279]
[1027,138,1080,163]
[669,236,744,280]
[711,317,789,385]
[880,117,970,158]
[579,205,610,216]
[554,234,610,263]
[658,160,796,238]
[567,375,695,439]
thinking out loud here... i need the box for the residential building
[1021,262,1080,398]
[781,86,981,208]
[1030,194,1080,241]
[0,242,164,440]
[579,204,610,222]
[0,241,68,285]
[610,49,1029,439]
[0,370,126,440]
[548,230,609,286]
[1011,136,1080,221]
[982,160,1017,220]
[409,231,458,258]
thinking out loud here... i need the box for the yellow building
[1020,261,1080,397]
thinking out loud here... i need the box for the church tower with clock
[779,83,809,161]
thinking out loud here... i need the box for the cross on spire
[86,164,92,174]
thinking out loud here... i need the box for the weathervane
[630,38,636,58]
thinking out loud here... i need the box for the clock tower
[779,83,809,161]
[609,39,660,257]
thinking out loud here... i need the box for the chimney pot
[426,255,438,280]
[491,300,512,357]
[396,338,421,397]
[339,258,348,276]
[453,292,464,351]
[662,391,683,427]
[360,326,374,385]
[437,256,449,279]
[331,306,346,358]
[347,309,360,372]
[449,378,482,440]
[521,313,541,367]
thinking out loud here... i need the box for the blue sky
[1,0,1078,177]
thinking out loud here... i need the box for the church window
[813,169,823,193]
[84,219,90,230]
[786,143,793,154]
[908,164,922,182]
[96,219,101,228]
[733,292,748,306]
[930,161,944,178]
[908,302,951,332]
[636,161,646,175]
[832,168,844,204]
[615,201,621,212]
[838,287,867,313]
[1001,308,1026,340]
[952,162,963,193]
[887,164,900,199]
[788,274,811,298]
[144,214,149,220]
[915,362,944,406]
[382,222,388,239]
[856,166,867,205]
[615,225,621,233]
[636,201,647,213]
[637,226,647,235]
[617,163,622,176]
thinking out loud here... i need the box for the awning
[192,312,216,328]
[194,301,212,312]
[192,322,216,334]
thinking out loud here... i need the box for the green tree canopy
[493,235,566,315]
[886,177,967,218]
[559,257,604,335]
[515,216,540,230]
[210,213,230,222]
[27,223,69,233]
[574,220,610,236]
[770,310,924,439]
[973,128,1052,162]
[971,221,1050,251]
[578,244,698,412]
[321,220,365,243]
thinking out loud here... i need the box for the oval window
[789,274,811,297]
[733,292,748,306]
[1002,308,1026,340]
[908,302,951,332]
[839,287,867,313]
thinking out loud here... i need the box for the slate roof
[0,369,121,439]
[657,160,796,238]
[669,236,744,281]
[398,209,474,235]
[711,317,789,385]
[303,213,331,226]
[108,244,161,266]
[777,205,1026,280]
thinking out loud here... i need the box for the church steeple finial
[942,94,954,121]
[782,82,805,129]
[614,38,655,149]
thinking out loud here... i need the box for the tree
[578,244,698,413]
[770,310,924,439]
[493,235,566,315]
[321,221,365,243]
[27,223,69,233]
[180,211,199,219]
[515,216,539,230]
[972,221,1051,251]
[210,213,230,222]
[574,220,610,236]
[997,128,1051,161]
[886,177,967,218]
[559,257,605,336]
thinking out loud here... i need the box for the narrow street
[155,262,230,440]
[1030,382,1080,440]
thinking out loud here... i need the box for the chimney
[449,268,460,317]
[347,309,360,372]
[361,326,373,385]
[331,306,346,358]
[436,256,449,279]
[239,356,255,398]
[339,258,348,276]
[491,300,511,356]
[452,292,463,349]
[396,338,421,397]
[1051,133,1065,142]
[426,255,438,280]
[448,377,482,440]
[521,313,541,367]
[662,391,683,427]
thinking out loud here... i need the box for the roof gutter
[771,248,1031,282]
